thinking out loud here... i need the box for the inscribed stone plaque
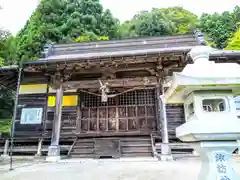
[20,108,43,124]
[213,151,233,180]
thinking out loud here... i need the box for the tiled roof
[24,31,206,65]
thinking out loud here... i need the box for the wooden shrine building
[0,31,240,159]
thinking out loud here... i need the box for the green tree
[160,7,198,34]
[3,36,17,65]
[0,27,17,66]
[118,7,198,38]
[15,0,119,61]
[199,8,239,49]
[117,20,138,38]
[233,6,240,28]
[75,32,109,42]
[225,28,240,50]
[0,87,14,117]
[119,9,175,38]
[0,27,14,123]
[0,29,10,61]
[135,9,176,36]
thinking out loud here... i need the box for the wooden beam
[64,62,157,75]
[25,53,187,72]
[63,77,158,89]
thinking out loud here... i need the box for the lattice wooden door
[78,89,157,133]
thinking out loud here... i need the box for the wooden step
[94,139,121,158]
[75,139,95,143]
[71,150,94,155]
[121,141,151,145]
[69,136,153,158]
[74,142,94,146]
[155,143,193,155]
[72,147,94,152]
[121,138,151,142]
[70,154,95,158]
[73,145,94,149]
[155,143,193,150]
[121,143,151,147]
[121,152,153,157]
[122,147,152,153]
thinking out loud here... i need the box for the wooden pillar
[47,81,63,161]
[155,85,162,133]
[52,82,63,146]
[76,106,81,134]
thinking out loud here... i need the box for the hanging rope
[79,86,154,98]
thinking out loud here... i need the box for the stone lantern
[164,46,240,180]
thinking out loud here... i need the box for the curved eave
[164,71,240,104]
[210,50,240,56]
[209,50,240,63]
[23,46,194,66]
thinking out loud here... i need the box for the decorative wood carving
[50,72,63,89]
[49,70,74,90]
[63,77,158,89]
[24,53,186,73]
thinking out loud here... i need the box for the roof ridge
[41,33,197,58]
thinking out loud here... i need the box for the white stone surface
[164,46,240,104]
[46,156,61,162]
[164,46,240,142]
[1,158,240,180]
[176,119,240,142]
[193,141,239,180]
[160,155,174,161]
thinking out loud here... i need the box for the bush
[0,118,11,134]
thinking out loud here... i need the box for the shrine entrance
[77,88,157,134]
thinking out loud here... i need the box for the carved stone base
[34,154,43,161]
[46,156,61,162]
[34,153,41,157]
[192,150,199,156]
[1,154,9,159]
[160,154,173,161]
[46,145,61,162]
[193,141,239,180]
[160,143,173,161]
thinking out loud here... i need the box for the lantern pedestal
[193,141,239,180]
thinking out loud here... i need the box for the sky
[0,0,239,35]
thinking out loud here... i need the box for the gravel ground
[0,157,240,180]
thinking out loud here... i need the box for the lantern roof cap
[164,46,240,104]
